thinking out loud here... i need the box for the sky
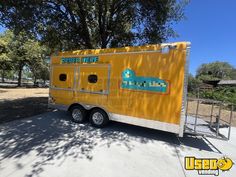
[0,0,236,75]
[168,0,236,75]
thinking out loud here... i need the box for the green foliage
[0,39,8,61]
[187,73,201,93]
[24,39,50,84]
[6,31,37,86]
[0,0,188,50]
[0,31,14,82]
[196,61,234,80]
[230,69,236,80]
[199,87,236,106]
[39,65,50,82]
[0,31,12,60]
[0,30,50,85]
[189,61,236,106]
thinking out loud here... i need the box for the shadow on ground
[0,111,219,177]
[0,97,49,123]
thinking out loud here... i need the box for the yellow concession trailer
[49,42,190,137]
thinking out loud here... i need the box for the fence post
[228,105,233,140]
[216,103,222,137]
[194,99,200,133]
[210,103,214,128]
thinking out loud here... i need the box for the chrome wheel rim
[72,109,83,121]
[92,112,104,125]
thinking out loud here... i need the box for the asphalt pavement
[0,111,235,177]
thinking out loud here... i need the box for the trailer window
[88,74,98,83]
[59,74,67,81]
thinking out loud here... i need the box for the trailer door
[50,66,75,102]
[78,65,110,94]
[51,66,75,89]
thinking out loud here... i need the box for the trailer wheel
[70,105,87,123]
[89,108,109,128]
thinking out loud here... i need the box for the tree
[196,61,235,81]
[0,30,50,86]
[5,31,49,86]
[230,69,236,80]
[39,64,50,84]
[0,0,188,50]
[188,73,201,93]
[25,39,49,85]
[0,31,13,82]
[7,31,32,86]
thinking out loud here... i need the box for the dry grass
[187,100,236,127]
[0,88,49,123]
[0,88,48,101]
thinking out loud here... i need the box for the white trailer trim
[49,102,180,135]
[110,113,180,134]
[179,43,191,137]
[55,43,184,57]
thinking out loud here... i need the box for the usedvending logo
[185,156,233,176]
[121,69,168,93]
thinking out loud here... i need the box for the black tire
[70,105,87,123]
[89,108,109,128]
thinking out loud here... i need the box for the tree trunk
[1,70,5,83]
[76,0,93,49]
[34,76,37,86]
[18,66,22,87]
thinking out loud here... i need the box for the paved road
[0,111,235,177]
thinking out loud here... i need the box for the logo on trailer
[121,69,169,93]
